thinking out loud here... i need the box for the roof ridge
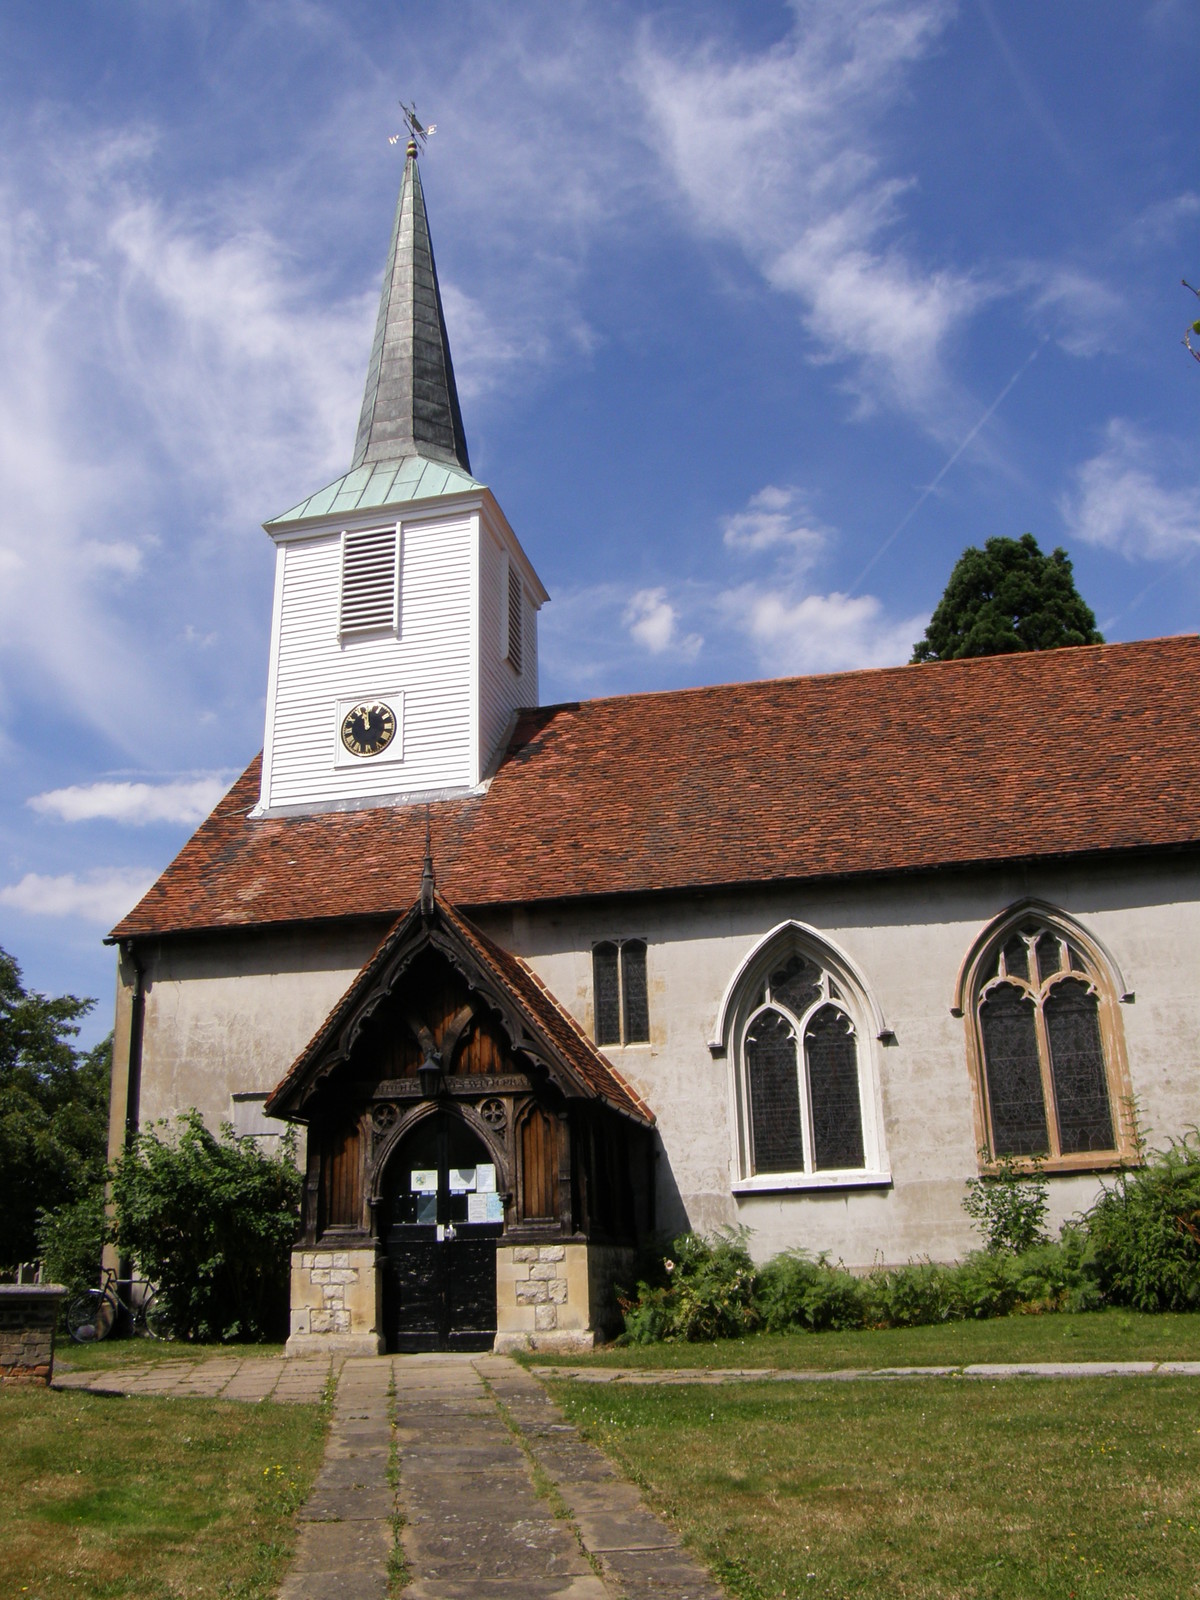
[519,634,1200,720]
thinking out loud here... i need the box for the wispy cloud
[721,486,828,561]
[623,588,703,658]
[631,0,985,425]
[1018,265,1124,357]
[1061,421,1200,558]
[719,583,926,676]
[0,118,371,754]
[28,775,235,826]
[0,868,155,925]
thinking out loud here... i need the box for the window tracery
[965,913,1133,1169]
[728,934,888,1189]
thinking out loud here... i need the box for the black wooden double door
[382,1112,502,1352]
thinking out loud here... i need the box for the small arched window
[964,912,1135,1170]
[726,939,889,1190]
[592,939,649,1046]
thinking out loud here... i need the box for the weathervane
[389,100,437,152]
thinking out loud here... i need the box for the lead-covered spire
[351,141,471,474]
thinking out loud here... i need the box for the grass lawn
[0,1384,326,1599]
[551,1374,1200,1600]
[56,1337,287,1372]
[526,1309,1200,1371]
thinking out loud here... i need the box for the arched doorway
[380,1110,504,1352]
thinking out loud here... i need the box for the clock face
[340,700,397,758]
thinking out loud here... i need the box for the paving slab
[599,1546,728,1600]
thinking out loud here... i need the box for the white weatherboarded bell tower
[254,140,547,817]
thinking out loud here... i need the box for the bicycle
[66,1269,172,1342]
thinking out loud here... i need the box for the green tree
[0,948,111,1270]
[911,532,1103,663]
[111,1111,301,1341]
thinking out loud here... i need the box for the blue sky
[2,0,1198,1041]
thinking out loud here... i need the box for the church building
[106,140,1200,1354]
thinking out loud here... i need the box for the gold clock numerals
[340,700,397,758]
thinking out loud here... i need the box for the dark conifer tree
[912,533,1103,663]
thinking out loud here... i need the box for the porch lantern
[418,1045,444,1100]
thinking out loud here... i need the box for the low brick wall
[0,1285,67,1385]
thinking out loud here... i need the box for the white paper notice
[476,1164,497,1193]
[449,1167,477,1194]
[410,1169,438,1194]
[466,1193,489,1223]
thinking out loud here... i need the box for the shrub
[1085,1133,1200,1312]
[111,1111,301,1341]
[758,1251,868,1333]
[962,1155,1049,1254]
[618,1228,760,1343]
[1009,1229,1102,1314]
[862,1260,955,1328]
[36,1186,108,1300]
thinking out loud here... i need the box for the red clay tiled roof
[266,894,652,1124]
[112,637,1200,940]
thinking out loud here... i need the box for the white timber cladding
[262,510,475,808]
[479,521,538,776]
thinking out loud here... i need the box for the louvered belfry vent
[506,565,523,674]
[340,527,399,635]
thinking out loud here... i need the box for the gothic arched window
[964,912,1135,1170]
[727,939,889,1189]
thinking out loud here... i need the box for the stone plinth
[286,1247,382,1356]
[493,1242,633,1353]
[0,1285,67,1385]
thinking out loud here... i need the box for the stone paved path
[54,1353,337,1404]
[57,1353,724,1596]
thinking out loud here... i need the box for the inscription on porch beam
[374,1074,532,1097]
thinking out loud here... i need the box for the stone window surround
[713,921,892,1194]
[954,900,1138,1176]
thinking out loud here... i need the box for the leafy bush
[619,1228,760,1343]
[861,1260,955,1328]
[962,1155,1049,1254]
[36,1186,108,1299]
[1085,1133,1200,1312]
[1009,1229,1102,1314]
[759,1251,868,1333]
[111,1111,301,1341]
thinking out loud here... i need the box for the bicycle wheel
[141,1292,173,1341]
[67,1291,116,1343]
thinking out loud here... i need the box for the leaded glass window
[621,941,650,1044]
[974,921,1119,1162]
[806,1007,865,1169]
[592,943,620,1046]
[747,1011,804,1173]
[741,951,868,1178]
[592,938,650,1046]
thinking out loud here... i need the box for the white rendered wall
[133,924,389,1134]
[478,517,539,775]
[261,510,475,809]
[125,856,1200,1270]
[473,855,1200,1268]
